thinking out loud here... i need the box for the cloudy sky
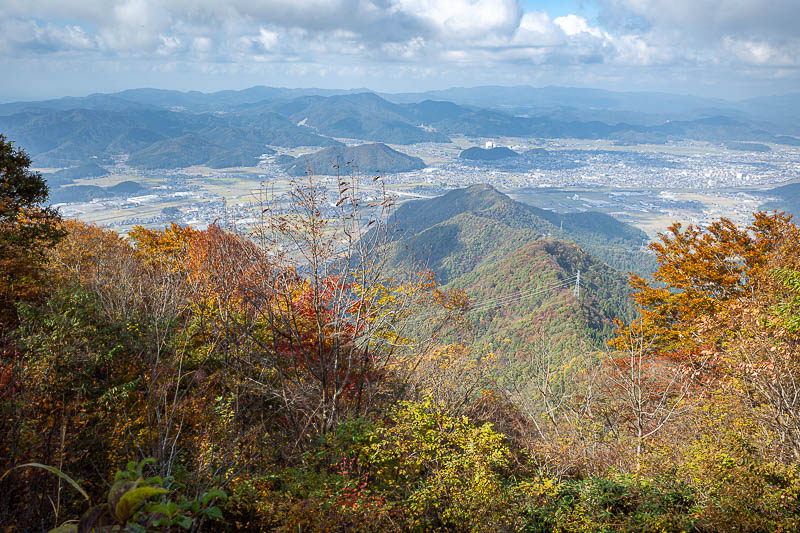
[1,0,798,101]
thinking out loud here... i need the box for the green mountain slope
[386,185,639,356]
[450,239,630,356]
[389,184,652,276]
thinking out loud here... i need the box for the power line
[469,275,576,310]
[407,272,583,321]
[470,275,578,313]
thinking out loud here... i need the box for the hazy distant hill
[283,143,425,176]
[266,93,451,144]
[383,85,729,112]
[759,182,800,217]
[738,93,800,136]
[460,146,521,160]
[126,135,259,169]
[0,107,337,167]
[50,180,145,204]
[0,94,158,116]
[45,162,108,187]
[400,99,468,123]
[0,86,368,115]
[725,141,771,152]
[383,85,800,134]
[385,184,634,354]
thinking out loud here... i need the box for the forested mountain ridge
[259,93,451,144]
[0,108,338,167]
[388,184,654,276]
[384,184,634,355]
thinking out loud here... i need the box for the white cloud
[512,11,564,47]
[192,36,213,54]
[603,0,799,42]
[0,18,99,54]
[723,37,800,67]
[0,0,797,98]
[256,29,279,51]
[157,35,183,56]
[554,14,604,38]
[395,0,520,39]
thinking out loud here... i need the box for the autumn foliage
[3,157,800,531]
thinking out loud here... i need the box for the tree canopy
[0,134,63,329]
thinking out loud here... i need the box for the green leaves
[114,486,169,523]
[1,463,90,503]
[15,458,226,532]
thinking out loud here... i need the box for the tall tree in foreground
[612,212,800,371]
[611,211,800,462]
[246,173,465,446]
[0,134,63,330]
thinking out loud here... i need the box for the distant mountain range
[382,85,800,135]
[1,85,797,170]
[251,93,451,144]
[384,184,638,354]
[283,143,425,176]
[0,107,337,168]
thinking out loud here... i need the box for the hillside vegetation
[388,184,654,277]
[382,185,636,358]
[4,137,800,531]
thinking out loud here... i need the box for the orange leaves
[51,219,131,280]
[129,222,197,271]
[612,212,800,363]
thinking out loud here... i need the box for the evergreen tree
[0,134,63,329]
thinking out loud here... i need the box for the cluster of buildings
[61,138,799,234]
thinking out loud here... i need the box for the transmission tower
[573,270,581,298]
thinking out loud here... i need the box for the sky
[1,0,798,101]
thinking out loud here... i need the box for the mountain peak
[283,143,425,176]
[466,183,496,192]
